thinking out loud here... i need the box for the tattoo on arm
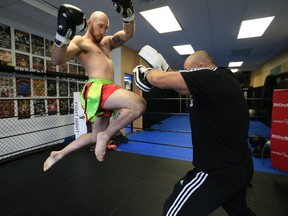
[112,35,125,48]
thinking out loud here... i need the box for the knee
[134,97,147,116]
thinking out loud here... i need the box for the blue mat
[118,116,288,176]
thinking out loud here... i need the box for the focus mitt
[139,45,169,71]
[133,65,153,92]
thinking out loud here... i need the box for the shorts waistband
[87,78,114,85]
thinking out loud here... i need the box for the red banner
[270,89,288,172]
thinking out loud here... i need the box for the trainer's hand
[54,4,86,47]
[139,45,170,71]
[133,65,153,92]
[112,0,135,23]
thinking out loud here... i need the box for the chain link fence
[0,68,87,162]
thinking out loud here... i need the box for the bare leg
[94,89,146,161]
[43,132,96,171]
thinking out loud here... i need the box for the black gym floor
[0,147,288,216]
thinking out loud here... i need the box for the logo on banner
[272,119,288,124]
[273,102,288,107]
[271,134,288,141]
[271,150,288,158]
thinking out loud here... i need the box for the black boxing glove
[133,65,154,92]
[55,4,87,47]
[112,0,135,23]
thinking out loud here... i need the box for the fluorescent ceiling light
[230,68,239,73]
[228,61,243,67]
[173,44,194,55]
[237,16,275,39]
[22,0,57,17]
[140,6,182,33]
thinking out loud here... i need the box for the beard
[89,25,103,43]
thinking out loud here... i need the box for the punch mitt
[139,45,169,71]
[133,65,153,92]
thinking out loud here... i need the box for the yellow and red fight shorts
[80,78,119,123]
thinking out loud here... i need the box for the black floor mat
[0,148,287,216]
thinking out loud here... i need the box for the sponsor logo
[271,134,288,141]
[272,119,288,124]
[273,102,288,108]
[271,150,288,158]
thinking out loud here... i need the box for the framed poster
[0,49,12,66]
[31,34,44,56]
[45,39,53,57]
[47,99,57,115]
[69,64,78,75]
[59,99,69,115]
[14,29,30,53]
[0,23,11,49]
[0,100,14,118]
[32,56,44,71]
[18,99,30,119]
[16,77,31,97]
[0,76,14,98]
[32,79,45,96]
[15,53,30,69]
[34,99,46,116]
[46,59,56,72]
[47,79,56,96]
[59,80,68,96]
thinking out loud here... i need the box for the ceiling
[1,0,288,72]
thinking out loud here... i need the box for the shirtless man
[43,1,146,171]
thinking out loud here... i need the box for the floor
[1,116,287,216]
[0,147,288,216]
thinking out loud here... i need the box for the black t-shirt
[181,67,250,172]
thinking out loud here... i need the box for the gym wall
[250,48,288,87]
[0,22,89,162]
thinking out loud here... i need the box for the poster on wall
[78,83,85,92]
[69,81,78,97]
[15,53,30,69]
[47,79,56,96]
[59,63,68,73]
[34,99,46,116]
[78,65,85,76]
[32,56,44,71]
[0,76,14,98]
[46,59,56,72]
[16,77,31,97]
[18,99,30,119]
[69,64,78,75]
[0,100,14,118]
[32,79,45,96]
[47,99,57,115]
[69,98,74,114]
[59,99,69,115]
[59,80,68,96]
[45,39,53,57]
[31,34,44,56]
[0,49,12,66]
[0,23,11,49]
[14,29,30,53]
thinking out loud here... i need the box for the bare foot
[43,151,62,171]
[95,132,108,161]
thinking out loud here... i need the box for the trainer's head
[184,50,216,70]
[87,11,109,43]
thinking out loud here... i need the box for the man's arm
[147,69,189,94]
[51,36,82,65]
[51,4,86,65]
[110,21,135,49]
[109,0,135,49]
[133,65,190,95]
